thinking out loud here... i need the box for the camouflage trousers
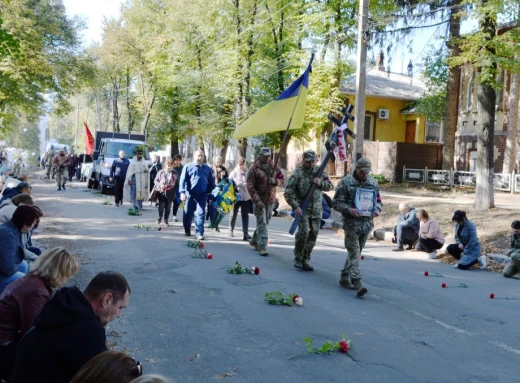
[341,229,369,280]
[55,168,67,186]
[503,252,520,279]
[46,165,53,179]
[251,202,273,250]
[294,216,320,263]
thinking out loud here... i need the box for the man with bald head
[179,150,215,240]
[392,202,420,251]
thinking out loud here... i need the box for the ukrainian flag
[232,54,314,139]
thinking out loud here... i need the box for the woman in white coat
[228,157,251,241]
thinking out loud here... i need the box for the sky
[62,0,122,45]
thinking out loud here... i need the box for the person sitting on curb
[446,210,485,270]
[9,271,131,383]
[70,351,143,383]
[415,209,445,259]
[0,193,33,224]
[0,182,31,204]
[392,202,420,251]
[0,248,79,381]
[503,220,520,279]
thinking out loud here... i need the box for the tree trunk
[220,139,229,163]
[442,0,462,170]
[112,81,120,132]
[105,91,111,132]
[503,71,519,173]
[277,131,292,169]
[140,94,155,137]
[170,140,179,157]
[95,94,102,132]
[126,68,133,132]
[238,138,247,159]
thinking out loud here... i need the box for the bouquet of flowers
[289,335,353,359]
[128,208,142,216]
[265,291,302,307]
[226,261,259,275]
[191,249,213,259]
[102,201,112,206]
[133,224,160,231]
[187,240,204,249]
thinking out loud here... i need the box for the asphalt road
[31,173,520,383]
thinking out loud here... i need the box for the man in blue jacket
[109,150,130,207]
[392,202,420,251]
[179,149,215,240]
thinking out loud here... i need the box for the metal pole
[353,0,369,167]
[74,98,80,152]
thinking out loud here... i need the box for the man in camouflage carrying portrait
[284,150,333,271]
[332,157,382,298]
[45,149,54,179]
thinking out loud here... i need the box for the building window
[425,121,441,142]
[363,115,374,141]
[466,76,474,111]
[468,149,478,172]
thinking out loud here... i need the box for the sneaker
[479,255,487,270]
[196,235,204,240]
[62,185,66,191]
[392,247,404,252]
[428,251,438,259]
[302,262,314,272]
[229,230,234,238]
[164,220,169,226]
[157,218,161,225]
[173,217,178,222]
[453,263,459,268]
[184,231,191,237]
[243,233,251,241]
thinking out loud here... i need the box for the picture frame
[354,188,376,217]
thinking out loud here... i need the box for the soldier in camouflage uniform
[332,157,382,298]
[247,147,285,256]
[45,149,55,179]
[53,150,71,191]
[284,150,333,271]
[503,220,520,279]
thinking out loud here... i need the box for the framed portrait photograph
[354,188,376,217]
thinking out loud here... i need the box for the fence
[402,166,520,194]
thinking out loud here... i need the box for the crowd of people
[0,168,174,382]
[1,146,519,382]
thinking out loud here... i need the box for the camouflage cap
[356,157,372,172]
[260,147,271,156]
[303,150,316,161]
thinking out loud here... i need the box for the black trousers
[114,178,125,205]
[418,237,444,253]
[158,189,175,220]
[172,197,181,217]
[229,200,250,234]
[446,244,479,270]
[395,225,419,247]
[68,168,75,181]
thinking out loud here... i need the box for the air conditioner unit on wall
[378,109,389,119]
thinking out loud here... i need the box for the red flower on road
[490,293,495,299]
[442,283,447,288]
[424,271,429,276]
[207,253,213,259]
[338,341,349,353]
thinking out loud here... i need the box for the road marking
[411,311,470,335]
[489,342,520,355]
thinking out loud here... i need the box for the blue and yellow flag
[232,54,314,139]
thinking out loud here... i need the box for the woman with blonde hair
[0,247,79,380]
[416,209,445,259]
[133,375,172,383]
[70,351,143,383]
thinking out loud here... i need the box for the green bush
[372,174,387,184]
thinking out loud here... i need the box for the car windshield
[106,143,149,160]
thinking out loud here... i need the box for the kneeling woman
[416,209,445,259]
[446,210,482,270]
[0,247,79,380]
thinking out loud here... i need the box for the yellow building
[341,68,428,144]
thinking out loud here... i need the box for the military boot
[352,279,368,297]
[339,275,356,290]
[302,262,314,271]
[259,248,269,256]
[294,259,303,270]
[249,241,259,251]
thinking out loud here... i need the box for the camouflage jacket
[246,159,284,204]
[53,154,71,170]
[45,153,54,166]
[510,234,520,254]
[332,171,382,233]
[284,165,333,219]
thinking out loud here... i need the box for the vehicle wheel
[87,179,93,189]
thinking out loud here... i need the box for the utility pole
[353,0,369,165]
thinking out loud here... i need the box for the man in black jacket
[9,271,131,383]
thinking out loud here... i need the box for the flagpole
[272,53,314,171]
